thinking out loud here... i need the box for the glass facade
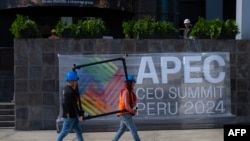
[0,0,237,103]
[0,0,135,12]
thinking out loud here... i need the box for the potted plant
[207,18,223,39]
[62,20,84,38]
[133,16,156,39]
[190,17,209,39]
[55,18,108,38]
[81,18,108,38]
[73,19,85,38]
[122,20,136,39]
[191,17,239,40]
[10,14,41,38]
[122,16,178,39]
[220,19,239,39]
[55,21,75,38]
[154,20,178,39]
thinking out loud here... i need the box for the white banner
[58,52,232,121]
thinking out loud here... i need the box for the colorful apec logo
[77,62,124,116]
[58,55,126,117]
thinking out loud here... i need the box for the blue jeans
[112,114,140,141]
[57,117,84,141]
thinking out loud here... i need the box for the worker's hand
[79,116,84,121]
[132,107,138,115]
[133,109,137,114]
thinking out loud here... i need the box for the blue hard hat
[124,74,136,82]
[65,71,79,81]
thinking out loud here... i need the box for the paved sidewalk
[0,128,223,141]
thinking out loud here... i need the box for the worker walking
[112,74,141,141]
[56,71,84,141]
[183,18,193,39]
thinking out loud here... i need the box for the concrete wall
[0,71,13,102]
[14,39,250,131]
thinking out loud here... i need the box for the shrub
[10,14,41,38]
[55,18,108,38]
[208,18,223,39]
[81,18,108,38]
[155,21,178,38]
[122,16,178,39]
[133,16,156,39]
[190,17,209,39]
[122,20,136,39]
[191,17,239,39]
[220,19,239,39]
